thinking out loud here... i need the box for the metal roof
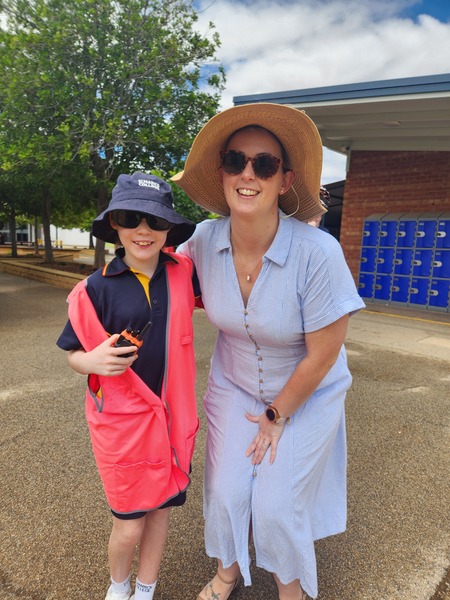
[233,73,450,154]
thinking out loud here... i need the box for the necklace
[233,250,263,283]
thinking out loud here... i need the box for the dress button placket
[243,309,266,405]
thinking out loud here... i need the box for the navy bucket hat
[92,172,196,246]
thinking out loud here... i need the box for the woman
[172,104,365,600]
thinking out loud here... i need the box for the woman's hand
[245,412,285,465]
[67,334,138,376]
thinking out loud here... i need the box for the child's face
[110,213,169,270]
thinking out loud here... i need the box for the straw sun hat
[171,102,325,222]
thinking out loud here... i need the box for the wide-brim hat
[171,103,325,222]
[92,172,195,246]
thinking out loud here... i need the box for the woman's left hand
[245,412,285,465]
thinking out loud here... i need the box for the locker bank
[358,212,450,312]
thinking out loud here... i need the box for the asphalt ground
[0,271,449,600]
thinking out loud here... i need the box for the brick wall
[340,150,450,278]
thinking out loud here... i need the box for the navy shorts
[110,490,187,520]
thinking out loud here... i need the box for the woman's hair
[224,125,293,172]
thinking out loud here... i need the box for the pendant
[246,274,251,282]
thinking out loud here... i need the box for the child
[57,172,200,600]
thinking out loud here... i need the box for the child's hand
[68,334,138,376]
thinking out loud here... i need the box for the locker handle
[436,231,446,238]
[416,231,425,238]
[392,286,400,292]
[376,258,384,264]
[393,259,402,265]
[412,260,421,266]
[379,231,387,237]
[374,285,382,290]
[433,261,442,267]
[429,290,439,297]
[398,231,406,237]
[410,288,418,294]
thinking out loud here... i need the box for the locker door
[397,219,417,248]
[358,273,375,299]
[432,250,450,279]
[412,249,433,277]
[429,280,450,309]
[416,218,437,248]
[394,249,413,275]
[376,248,395,274]
[436,214,450,249]
[391,276,410,303]
[409,278,429,306]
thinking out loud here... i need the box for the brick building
[235,73,450,312]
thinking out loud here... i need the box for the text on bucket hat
[171,103,325,222]
[92,172,195,246]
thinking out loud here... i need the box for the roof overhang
[233,73,450,155]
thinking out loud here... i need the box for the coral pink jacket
[67,254,199,515]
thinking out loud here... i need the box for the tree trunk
[93,181,109,269]
[34,216,40,256]
[41,192,54,262]
[9,209,17,258]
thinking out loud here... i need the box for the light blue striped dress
[178,215,365,599]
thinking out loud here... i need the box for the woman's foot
[196,571,238,600]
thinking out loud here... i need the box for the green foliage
[0,0,225,245]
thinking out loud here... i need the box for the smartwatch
[265,405,290,425]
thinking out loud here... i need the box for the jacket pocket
[113,459,169,513]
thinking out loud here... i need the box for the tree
[0,0,224,266]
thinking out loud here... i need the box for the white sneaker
[104,586,133,600]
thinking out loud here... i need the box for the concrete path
[0,272,449,600]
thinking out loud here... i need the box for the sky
[194,0,450,183]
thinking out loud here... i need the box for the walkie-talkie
[114,321,152,357]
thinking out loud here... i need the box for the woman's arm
[67,334,138,377]
[246,314,349,464]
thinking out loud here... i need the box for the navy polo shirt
[57,248,199,396]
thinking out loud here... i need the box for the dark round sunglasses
[220,150,282,180]
[110,210,173,231]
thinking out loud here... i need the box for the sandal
[196,571,239,600]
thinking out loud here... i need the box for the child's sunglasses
[110,210,173,231]
[220,150,282,180]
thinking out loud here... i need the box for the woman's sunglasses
[110,210,173,231]
[220,150,282,180]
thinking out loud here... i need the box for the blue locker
[429,279,450,309]
[409,277,429,306]
[432,250,450,278]
[374,274,391,300]
[436,213,450,249]
[397,217,417,248]
[358,273,375,299]
[415,214,437,248]
[412,249,433,277]
[391,276,410,303]
[378,215,399,247]
[362,215,383,247]
[394,249,413,275]
[376,248,395,274]
[360,247,377,273]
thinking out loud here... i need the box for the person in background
[172,103,365,600]
[306,186,331,229]
[57,172,200,600]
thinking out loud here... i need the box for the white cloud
[196,0,450,181]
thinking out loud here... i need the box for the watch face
[266,408,276,421]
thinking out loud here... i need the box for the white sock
[110,574,131,595]
[134,578,157,600]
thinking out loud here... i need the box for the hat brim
[171,103,326,222]
[91,199,195,246]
